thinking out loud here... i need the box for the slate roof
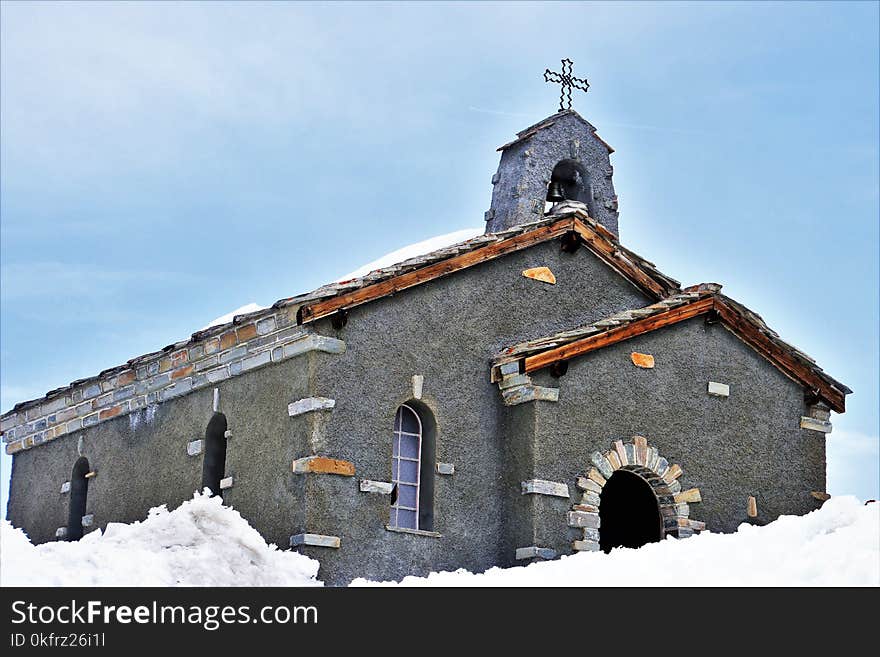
[2,206,678,417]
[492,283,852,413]
[497,109,615,153]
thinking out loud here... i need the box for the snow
[336,228,483,281]
[197,228,482,331]
[352,497,880,587]
[0,492,321,587]
[2,494,876,587]
[201,303,266,330]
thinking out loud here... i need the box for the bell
[546,180,565,202]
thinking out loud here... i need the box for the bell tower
[484,60,619,236]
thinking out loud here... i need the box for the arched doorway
[201,412,228,496]
[569,436,704,553]
[67,457,90,541]
[599,468,662,552]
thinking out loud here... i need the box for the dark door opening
[201,412,228,496]
[67,457,90,541]
[599,469,663,553]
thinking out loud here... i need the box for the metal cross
[544,58,589,112]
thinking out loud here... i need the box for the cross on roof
[544,58,589,112]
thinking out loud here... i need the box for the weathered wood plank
[714,299,846,413]
[523,297,714,374]
[299,218,577,324]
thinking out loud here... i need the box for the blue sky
[1,1,877,514]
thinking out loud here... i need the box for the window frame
[389,403,423,530]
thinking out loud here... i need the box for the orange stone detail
[99,405,123,420]
[306,457,355,476]
[117,370,136,385]
[630,352,655,368]
[236,324,258,342]
[171,365,194,380]
[662,463,683,483]
[219,330,237,350]
[522,266,557,285]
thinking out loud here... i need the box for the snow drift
[2,495,876,587]
[0,492,321,587]
[354,496,879,587]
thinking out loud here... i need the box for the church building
[2,62,851,585]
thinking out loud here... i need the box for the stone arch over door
[569,435,704,553]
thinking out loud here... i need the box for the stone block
[219,476,234,490]
[708,381,730,397]
[55,527,67,539]
[630,352,655,368]
[675,488,702,504]
[359,480,394,494]
[747,496,757,518]
[501,384,559,405]
[581,528,600,542]
[800,416,832,433]
[606,449,621,471]
[187,440,203,456]
[206,367,230,384]
[241,351,271,372]
[572,540,600,552]
[515,546,556,560]
[171,364,194,380]
[613,439,628,466]
[521,479,570,497]
[218,346,247,365]
[811,491,831,501]
[412,374,424,399]
[290,533,340,549]
[577,476,602,494]
[436,462,455,475]
[498,361,520,377]
[236,323,258,342]
[60,481,70,494]
[587,468,606,487]
[288,397,336,417]
[81,514,94,527]
[256,316,276,336]
[662,464,682,483]
[581,491,601,507]
[568,510,600,529]
[590,451,614,479]
[292,456,355,476]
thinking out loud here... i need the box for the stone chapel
[2,65,851,585]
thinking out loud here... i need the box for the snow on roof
[336,228,483,282]
[201,302,268,331]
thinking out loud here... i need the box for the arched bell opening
[598,468,663,553]
[546,159,594,214]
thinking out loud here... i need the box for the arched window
[390,403,435,531]
[201,412,228,496]
[67,457,90,541]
